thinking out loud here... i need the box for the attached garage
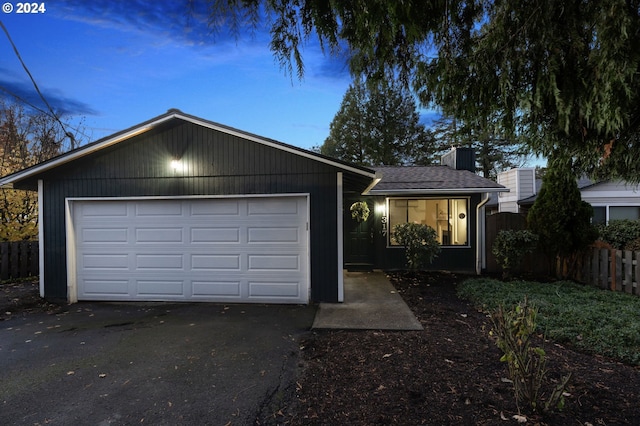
[0,110,376,304]
[69,195,309,303]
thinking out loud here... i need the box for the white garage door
[71,196,309,304]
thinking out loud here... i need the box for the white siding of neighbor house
[497,168,536,213]
[580,181,640,204]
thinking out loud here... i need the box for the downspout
[37,180,45,298]
[476,192,490,275]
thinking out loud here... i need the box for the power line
[0,85,93,146]
[0,19,77,149]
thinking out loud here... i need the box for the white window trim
[385,196,471,248]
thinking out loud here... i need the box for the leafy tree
[527,159,598,276]
[205,0,640,181]
[319,79,435,166]
[0,100,74,241]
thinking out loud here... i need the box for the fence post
[590,247,598,286]
[635,251,640,296]
[0,242,8,281]
[624,250,633,293]
[614,250,622,291]
[599,248,609,289]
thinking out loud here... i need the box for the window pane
[610,206,640,221]
[591,207,606,224]
[388,198,468,246]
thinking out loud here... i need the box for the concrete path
[312,270,423,330]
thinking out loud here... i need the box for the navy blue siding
[36,120,348,302]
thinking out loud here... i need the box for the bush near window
[392,222,441,269]
[492,230,538,280]
[597,219,640,249]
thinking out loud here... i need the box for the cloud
[0,79,99,116]
[54,0,261,49]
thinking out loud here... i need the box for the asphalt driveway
[0,301,316,425]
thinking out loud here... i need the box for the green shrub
[490,298,571,413]
[624,236,640,251]
[392,223,441,269]
[597,219,640,249]
[492,230,538,279]
[527,162,598,276]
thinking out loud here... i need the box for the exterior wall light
[170,159,182,171]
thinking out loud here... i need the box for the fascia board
[0,111,377,186]
[368,187,509,195]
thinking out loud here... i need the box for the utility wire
[0,19,77,149]
[0,85,92,148]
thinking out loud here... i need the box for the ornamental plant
[492,230,538,280]
[490,298,571,414]
[392,222,440,269]
[597,219,640,249]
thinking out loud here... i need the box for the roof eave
[0,111,377,186]
[368,187,509,195]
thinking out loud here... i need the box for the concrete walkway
[312,270,423,330]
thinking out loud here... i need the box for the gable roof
[366,165,507,195]
[517,176,597,207]
[0,109,377,188]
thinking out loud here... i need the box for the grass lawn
[458,278,640,366]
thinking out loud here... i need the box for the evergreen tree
[432,116,528,179]
[320,79,435,166]
[527,158,598,275]
[206,0,640,180]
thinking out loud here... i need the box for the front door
[344,198,375,269]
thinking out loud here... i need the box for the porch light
[170,159,182,172]
[375,202,386,215]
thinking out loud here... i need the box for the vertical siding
[373,193,481,273]
[38,120,346,302]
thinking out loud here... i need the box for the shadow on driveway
[0,301,316,425]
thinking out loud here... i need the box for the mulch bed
[265,271,640,425]
[3,275,639,425]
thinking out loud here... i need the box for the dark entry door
[344,199,374,269]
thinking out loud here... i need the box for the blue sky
[1,0,437,150]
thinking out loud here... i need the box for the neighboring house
[0,111,506,305]
[489,167,640,224]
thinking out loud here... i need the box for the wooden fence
[485,212,551,276]
[0,241,39,281]
[570,242,639,297]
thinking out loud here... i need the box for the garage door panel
[135,228,184,243]
[135,201,183,216]
[248,227,300,243]
[190,199,240,216]
[135,254,184,270]
[192,281,242,297]
[247,198,299,215]
[80,203,128,217]
[83,279,130,296]
[248,254,300,270]
[190,227,240,243]
[74,196,309,304]
[82,228,128,243]
[191,254,241,270]
[137,280,184,296]
[82,254,129,270]
[248,281,301,299]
